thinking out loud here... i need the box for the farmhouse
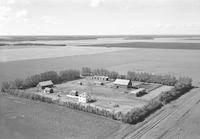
[91,76,109,81]
[114,79,132,89]
[37,80,53,90]
[78,92,91,103]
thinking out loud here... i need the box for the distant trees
[59,69,80,82]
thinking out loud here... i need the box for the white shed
[130,88,146,96]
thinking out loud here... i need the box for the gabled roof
[38,80,53,87]
[114,79,131,86]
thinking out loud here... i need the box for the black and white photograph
[0,0,200,138]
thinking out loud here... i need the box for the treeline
[1,69,80,91]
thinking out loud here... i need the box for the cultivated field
[0,94,122,139]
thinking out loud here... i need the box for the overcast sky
[0,0,200,35]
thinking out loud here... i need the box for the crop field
[0,94,122,139]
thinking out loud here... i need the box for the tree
[1,81,10,92]
[81,67,92,76]
[40,71,60,83]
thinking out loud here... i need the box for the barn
[37,80,54,90]
[114,79,132,89]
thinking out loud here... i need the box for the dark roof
[38,80,53,87]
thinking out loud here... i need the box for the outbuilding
[130,88,146,97]
[69,90,79,96]
[37,80,53,90]
[44,87,54,93]
[114,79,132,89]
[91,76,109,81]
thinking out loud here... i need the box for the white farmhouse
[78,92,91,103]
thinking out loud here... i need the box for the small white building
[130,88,146,96]
[44,87,54,93]
[78,92,91,103]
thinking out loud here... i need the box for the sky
[0,0,200,35]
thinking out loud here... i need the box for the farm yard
[25,76,174,115]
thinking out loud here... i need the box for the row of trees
[1,69,80,91]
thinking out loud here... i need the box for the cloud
[7,0,15,5]
[41,16,64,25]
[0,6,12,20]
[15,10,28,19]
[90,0,105,7]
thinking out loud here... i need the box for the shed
[69,90,79,96]
[114,79,132,88]
[44,87,54,93]
[37,80,53,90]
[130,88,146,96]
